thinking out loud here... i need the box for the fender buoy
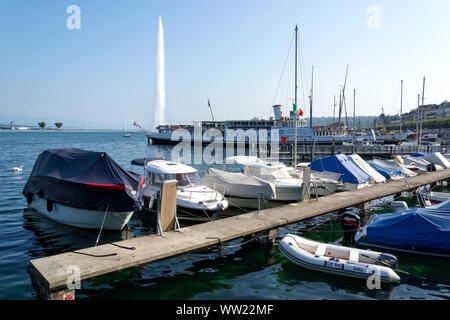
[26,193,33,205]
[47,199,53,212]
[38,190,45,198]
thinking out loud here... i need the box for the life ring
[26,193,33,205]
[47,199,53,212]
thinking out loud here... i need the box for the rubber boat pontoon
[23,148,144,230]
[279,234,400,283]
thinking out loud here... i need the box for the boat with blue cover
[309,154,371,190]
[355,200,450,257]
[367,159,403,180]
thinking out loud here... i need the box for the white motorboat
[23,149,143,231]
[224,156,303,201]
[278,234,400,283]
[202,167,276,209]
[143,160,228,220]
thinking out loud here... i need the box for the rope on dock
[72,251,117,258]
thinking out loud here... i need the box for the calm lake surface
[0,130,449,300]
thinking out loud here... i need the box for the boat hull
[29,195,134,230]
[273,185,303,201]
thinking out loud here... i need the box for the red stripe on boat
[85,183,126,190]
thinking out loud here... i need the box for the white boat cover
[401,155,430,169]
[349,154,386,183]
[225,156,265,166]
[373,159,417,177]
[422,152,450,169]
[202,168,276,199]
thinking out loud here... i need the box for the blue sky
[0,0,449,129]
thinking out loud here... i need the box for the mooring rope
[95,201,110,247]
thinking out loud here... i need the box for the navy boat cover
[23,148,143,212]
[364,201,450,254]
[309,154,370,184]
[367,160,401,180]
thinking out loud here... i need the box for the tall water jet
[155,15,166,128]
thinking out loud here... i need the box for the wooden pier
[29,169,450,300]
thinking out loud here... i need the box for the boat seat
[315,244,327,256]
[349,250,359,262]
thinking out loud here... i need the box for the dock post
[157,180,180,237]
[255,228,279,246]
[302,167,312,202]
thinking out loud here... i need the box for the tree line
[361,117,450,131]
[38,122,63,129]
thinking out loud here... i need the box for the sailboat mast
[419,76,425,146]
[416,94,420,145]
[400,80,403,136]
[310,66,313,128]
[293,25,298,168]
[353,89,356,140]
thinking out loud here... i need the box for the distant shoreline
[0,127,142,132]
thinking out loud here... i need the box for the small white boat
[225,156,303,201]
[278,234,400,283]
[201,168,276,209]
[143,160,228,220]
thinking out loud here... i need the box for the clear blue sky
[0,0,449,128]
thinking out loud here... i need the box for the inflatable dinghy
[278,234,400,283]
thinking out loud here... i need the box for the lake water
[0,130,448,300]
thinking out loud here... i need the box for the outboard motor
[340,211,361,241]
[378,253,398,270]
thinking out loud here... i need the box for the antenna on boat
[207,98,215,122]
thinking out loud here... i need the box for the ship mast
[294,25,298,168]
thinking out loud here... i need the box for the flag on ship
[293,103,303,116]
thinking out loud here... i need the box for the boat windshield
[149,172,203,187]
